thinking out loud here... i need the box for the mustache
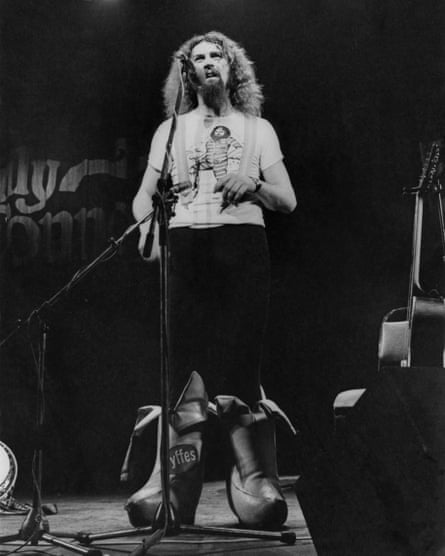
[204,67,220,78]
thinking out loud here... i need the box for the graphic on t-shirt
[180,125,243,207]
[204,125,243,179]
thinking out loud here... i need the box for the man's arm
[215,160,297,214]
[256,160,296,213]
[132,165,161,260]
[132,165,160,220]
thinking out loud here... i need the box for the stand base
[75,523,295,556]
[76,501,296,553]
[77,523,296,546]
[0,507,104,556]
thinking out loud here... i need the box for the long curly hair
[162,31,264,117]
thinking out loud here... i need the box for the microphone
[142,231,155,259]
[142,217,156,258]
[175,51,188,62]
[142,204,158,258]
[175,51,195,75]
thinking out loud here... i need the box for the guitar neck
[407,141,443,316]
[407,192,424,318]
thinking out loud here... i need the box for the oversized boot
[123,371,207,527]
[216,393,296,529]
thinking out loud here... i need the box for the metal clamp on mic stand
[0,210,153,556]
[75,58,296,555]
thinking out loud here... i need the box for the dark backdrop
[1,0,445,494]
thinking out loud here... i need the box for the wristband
[250,177,262,193]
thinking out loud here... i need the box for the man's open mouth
[205,69,219,78]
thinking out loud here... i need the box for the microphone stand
[75,61,296,554]
[0,210,153,556]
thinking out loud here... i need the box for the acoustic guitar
[379,140,445,367]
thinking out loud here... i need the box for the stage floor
[0,478,316,555]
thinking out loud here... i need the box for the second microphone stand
[0,213,152,556]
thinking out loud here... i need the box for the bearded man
[127,31,297,530]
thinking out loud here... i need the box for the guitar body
[378,318,409,367]
[410,296,445,366]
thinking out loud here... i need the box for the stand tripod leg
[76,527,165,554]
[76,527,153,543]
[179,524,296,544]
[41,533,103,555]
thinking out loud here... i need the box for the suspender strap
[174,115,190,185]
[238,115,257,176]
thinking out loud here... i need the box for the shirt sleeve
[258,118,284,172]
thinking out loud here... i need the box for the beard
[200,77,227,115]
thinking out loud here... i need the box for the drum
[0,441,18,500]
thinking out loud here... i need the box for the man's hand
[214,173,256,207]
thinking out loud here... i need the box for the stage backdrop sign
[0,140,138,267]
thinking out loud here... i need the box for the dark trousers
[168,225,270,406]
